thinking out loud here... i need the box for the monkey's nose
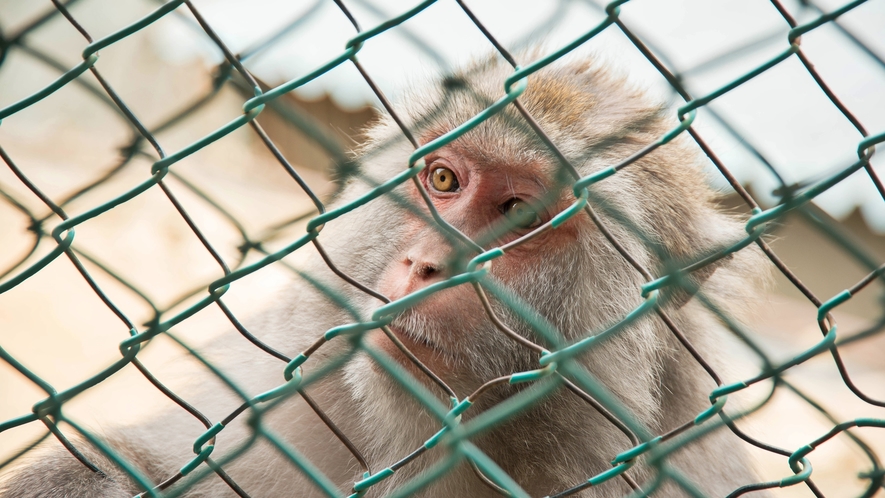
[414,262,439,279]
[406,254,445,282]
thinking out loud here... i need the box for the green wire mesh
[0,0,883,497]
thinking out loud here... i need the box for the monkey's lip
[385,325,453,361]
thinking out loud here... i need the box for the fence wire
[0,0,883,497]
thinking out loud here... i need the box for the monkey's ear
[662,252,734,310]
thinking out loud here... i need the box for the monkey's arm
[0,431,155,498]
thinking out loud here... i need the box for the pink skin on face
[368,145,580,375]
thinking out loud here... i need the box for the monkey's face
[346,60,670,400]
[365,144,588,390]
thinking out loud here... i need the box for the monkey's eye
[502,199,541,229]
[431,166,459,192]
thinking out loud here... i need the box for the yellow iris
[504,199,541,229]
[431,167,458,192]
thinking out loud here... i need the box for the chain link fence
[0,0,883,496]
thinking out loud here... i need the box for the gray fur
[0,55,769,497]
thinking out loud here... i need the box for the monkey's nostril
[415,263,438,278]
[406,252,442,279]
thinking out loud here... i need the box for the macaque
[0,54,768,497]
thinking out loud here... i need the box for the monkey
[0,53,770,497]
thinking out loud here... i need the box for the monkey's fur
[0,55,769,497]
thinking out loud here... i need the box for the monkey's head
[330,55,765,423]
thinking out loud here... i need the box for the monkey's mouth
[384,325,454,364]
